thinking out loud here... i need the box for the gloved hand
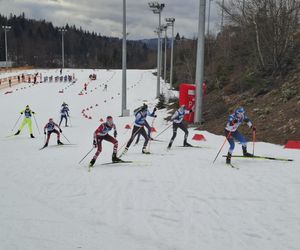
[114,130,117,138]
[93,139,97,147]
[252,125,256,132]
[154,115,157,118]
[20,112,23,115]
[32,112,35,115]
[44,131,46,135]
[153,107,157,112]
[59,129,62,133]
[189,110,193,114]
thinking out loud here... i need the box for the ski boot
[57,140,64,145]
[112,153,123,163]
[242,146,253,157]
[142,147,150,154]
[120,147,128,157]
[14,130,20,136]
[226,152,232,164]
[183,141,192,147]
[89,158,96,167]
[30,133,35,138]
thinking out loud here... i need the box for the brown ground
[197,71,300,145]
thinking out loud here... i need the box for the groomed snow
[0,69,299,250]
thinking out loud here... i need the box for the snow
[0,68,299,250]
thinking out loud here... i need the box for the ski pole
[117,126,143,154]
[11,114,22,131]
[252,130,256,156]
[154,123,172,139]
[147,117,156,151]
[61,132,72,144]
[212,131,232,164]
[78,147,94,164]
[33,115,41,134]
[68,116,72,127]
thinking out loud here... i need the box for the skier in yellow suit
[14,105,36,138]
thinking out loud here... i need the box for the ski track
[0,69,299,250]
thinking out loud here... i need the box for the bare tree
[219,0,300,72]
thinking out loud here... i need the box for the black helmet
[141,104,148,111]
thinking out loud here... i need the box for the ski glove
[153,107,157,112]
[20,112,23,114]
[93,139,97,147]
[114,130,117,138]
[59,129,62,133]
[153,115,157,118]
[44,131,46,135]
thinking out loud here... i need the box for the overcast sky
[0,0,223,40]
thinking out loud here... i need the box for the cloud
[1,0,222,39]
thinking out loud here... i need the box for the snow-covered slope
[0,69,299,250]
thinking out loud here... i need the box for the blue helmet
[235,107,245,115]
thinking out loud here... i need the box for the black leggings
[169,122,188,144]
[126,126,149,149]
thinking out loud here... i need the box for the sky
[0,0,222,40]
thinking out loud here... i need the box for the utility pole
[2,25,11,67]
[148,2,165,98]
[165,18,175,89]
[194,0,206,124]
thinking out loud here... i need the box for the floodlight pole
[59,28,67,68]
[2,25,11,67]
[122,0,128,116]
[148,2,165,98]
[194,0,206,124]
[163,25,168,82]
[166,18,175,89]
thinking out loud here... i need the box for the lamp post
[165,17,175,89]
[148,2,165,98]
[2,25,11,67]
[58,27,67,68]
[194,0,206,124]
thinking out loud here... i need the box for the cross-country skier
[225,107,256,164]
[167,105,192,149]
[43,118,63,148]
[14,105,36,138]
[122,104,156,155]
[59,104,70,127]
[135,105,157,144]
[89,116,121,167]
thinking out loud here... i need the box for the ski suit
[44,121,62,144]
[17,108,35,134]
[59,106,69,127]
[225,111,253,154]
[168,107,191,148]
[91,122,118,161]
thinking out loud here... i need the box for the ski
[222,155,294,162]
[226,163,239,169]
[176,145,208,149]
[101,160,134,165]
[39,143,76,150]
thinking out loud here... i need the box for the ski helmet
[106,116,113,127]
[141,104,148,111]
[49,118,53,122]
[235,107,245,115]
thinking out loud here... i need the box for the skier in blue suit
[225,107,256,164]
